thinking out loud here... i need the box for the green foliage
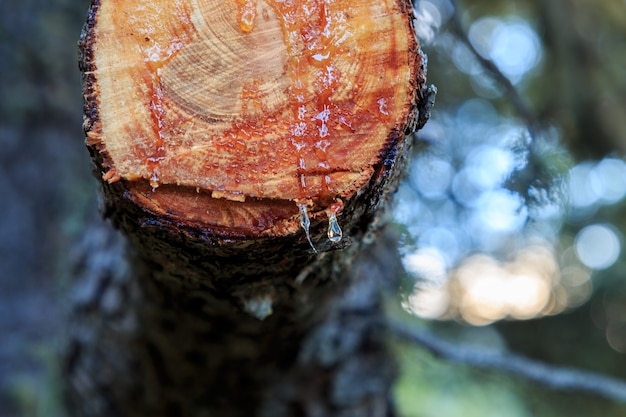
[393,338,626,417]
[394,343,530,417]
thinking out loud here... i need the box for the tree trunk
[65,0,433,416]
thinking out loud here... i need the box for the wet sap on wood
[244,0,353,246]
[90,0,414,244]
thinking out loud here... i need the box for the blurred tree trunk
[536,0,626,158]
[64,216,405,417]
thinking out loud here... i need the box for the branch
[390,322,626,403]
[439,0,559,204]
[446,0,540,142]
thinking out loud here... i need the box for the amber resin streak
[83,0,423,239]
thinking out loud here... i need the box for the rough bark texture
[65,218,405,417]
[65,0,434,416]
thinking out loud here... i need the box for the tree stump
[66,0,433,416]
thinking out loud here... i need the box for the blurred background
[1,0,96,416]
[0,0,625,416]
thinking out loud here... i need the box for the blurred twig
[390,322,626,404]
[447,0,540,142]
[443,0,567,205]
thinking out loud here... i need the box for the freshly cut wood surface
[82,0,424,237]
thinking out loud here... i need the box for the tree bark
[65,217,407,417]
[65,0,433,416]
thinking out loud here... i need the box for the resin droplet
[150,170,160,190]
[236,0,258,33]
[298,204,317,253]
[327,211,343,243]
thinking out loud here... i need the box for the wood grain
[82,0,425,239]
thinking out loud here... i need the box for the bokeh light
[394,97,623,328]
[412,1,442,44]
[464,145,516,190]
[396,2,626,357]
[569,159,626,217]
[401,243,563,326]
[469,18,542,84]
[410,156,454,200]
[574,224,621,270]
